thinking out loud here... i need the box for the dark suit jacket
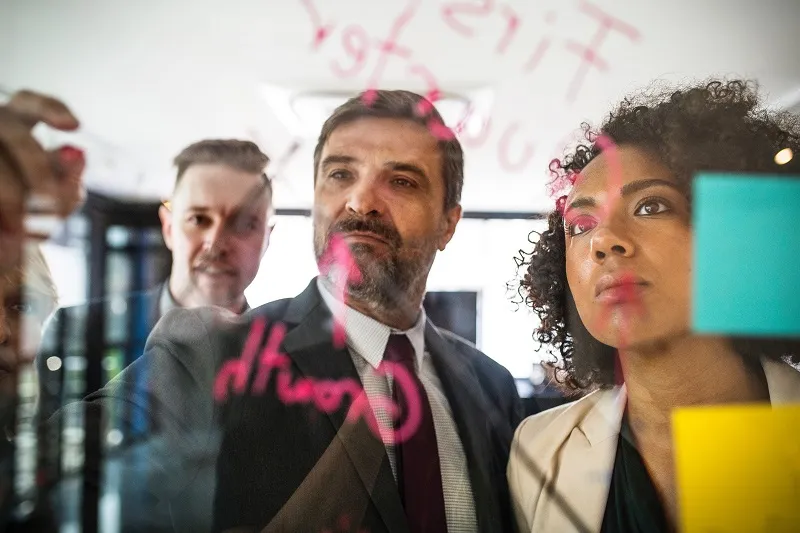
[37,284,163,421]
[74,279,523,532]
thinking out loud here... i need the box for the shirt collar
[316,277,426,371]
[158,282,250,317]
[159,283,180,317]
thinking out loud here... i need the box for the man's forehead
[174,164,268,211]
[323,118,440,158]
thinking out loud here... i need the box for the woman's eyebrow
[567,197,596,212]
[566,178,680,215]
[620,178,680,197]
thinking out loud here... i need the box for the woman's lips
[595,274,649,304]
[595,283,648,304]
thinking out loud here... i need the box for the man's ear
[158,204,174,251]
[438,204,462,251]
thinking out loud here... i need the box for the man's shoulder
[149,295,296,346]
[246,296,295,321]
[162,294,294,323]
[47,287,161,324]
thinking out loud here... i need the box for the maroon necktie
[383,334,448,533]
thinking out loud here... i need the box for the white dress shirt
[316,278,478,532]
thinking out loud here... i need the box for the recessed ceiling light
[261,84,494,140]
[774,147,794,165]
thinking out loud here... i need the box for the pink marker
[252,322,290,394]
[330,25,369,78]
[594,134,623,223]
[361,0,421,103]
[441,0,495,37]
[317,234,363,349]
[563,0,641,102]
[427,117,456,141]
[298,0,335,49]
[213,317,267,402]
[497,122,535,173]
[455,110,492,148]
[496,5,520,54]
[313,379,363,414]
[376,360,424,443]
[547,160,581,199]
[407,64,442,117]
[346,360,423,445]
[277,372,316,404]
[585,136,646,383]
[523,37,551,74]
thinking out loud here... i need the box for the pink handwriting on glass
[213,317,423,445]
[298,0,641,174]
[317,233,363,348]
[320,513,369,533]
[298,0,537,172]
[440,0,641,102]
[588,134,644,355]
[303,0,454,141]
[215,234,423,445]
[299,0,336,48]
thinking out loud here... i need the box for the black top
[600,412,671,533]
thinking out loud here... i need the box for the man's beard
[188,275,239,307]
[314,217,438,309]
[186,250,240,307]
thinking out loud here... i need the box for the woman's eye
[567,216,597,236]
[635,199,671,216]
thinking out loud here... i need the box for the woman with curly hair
[507,80,800,533]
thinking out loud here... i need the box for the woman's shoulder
[513,388,616,452]
[508,388,621,532]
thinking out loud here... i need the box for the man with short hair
[160,139,273,315]
[34,139,274,532]
[80,90,522,533]
[39,140,273,409]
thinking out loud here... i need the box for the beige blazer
[507,359,800,533]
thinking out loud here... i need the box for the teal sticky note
[693,173,800,337]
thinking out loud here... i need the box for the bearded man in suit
[77,89,523,533]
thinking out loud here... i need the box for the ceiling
[2,0,799,212]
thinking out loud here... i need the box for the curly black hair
[517,79,800,392]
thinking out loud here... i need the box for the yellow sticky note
[673,404,800,533]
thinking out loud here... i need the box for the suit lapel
[280,280,408,533]
[424,322,500,532]
[763,358,800,404]
[537,388,624,533]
